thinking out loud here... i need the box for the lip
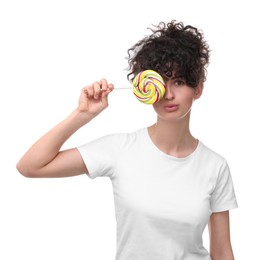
[164,104,179,112]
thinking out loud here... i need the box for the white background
[0,0,264,259]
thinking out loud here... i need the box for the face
[153,78,203,121]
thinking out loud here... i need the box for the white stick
[114,87,132,90]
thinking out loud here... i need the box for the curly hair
[126,20,210,88]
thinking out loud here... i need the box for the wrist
[71,108,95,126]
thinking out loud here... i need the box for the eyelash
[174,80,185,86]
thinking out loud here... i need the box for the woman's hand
[78,78,114,117]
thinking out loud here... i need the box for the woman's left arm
[208,210,235,260]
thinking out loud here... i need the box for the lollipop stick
[114,87,132,90]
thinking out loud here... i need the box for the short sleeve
[77,134,122,179]
[210,160,238,212]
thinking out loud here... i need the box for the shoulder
[110,127,147,150]
[104,127,145,141]
[79,127,146,149]
[198,141,228,167]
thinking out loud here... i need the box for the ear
[194,81,204,100]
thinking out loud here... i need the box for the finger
[101,82,114,97]
[81,86,90,99]
[108,83,114,92]
[93,82,101,99]
[100,78,108,91]
[101,83,114,107]
[80,87,88,104]
[86,85,94,99]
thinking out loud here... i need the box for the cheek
[179,90,195,103]
[152,102,167,116]
[152,103,160,113]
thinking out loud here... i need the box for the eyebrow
[163,75,186,81]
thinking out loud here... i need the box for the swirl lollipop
[132,70,166,104]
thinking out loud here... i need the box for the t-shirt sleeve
[210,159,238,212]
[77,134,122,179]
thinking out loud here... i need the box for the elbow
[16,161,37,178]
[210,251,235,260]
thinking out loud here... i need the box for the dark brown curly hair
[126,20,210,88]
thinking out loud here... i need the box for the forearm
[209,211,235,260]
[210,238,234,260]
[17,109,93,175]
[210,252,234,260]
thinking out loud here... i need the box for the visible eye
[174,79,186,87]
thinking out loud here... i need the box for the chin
[157,110,191,122]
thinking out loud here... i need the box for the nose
[164,84,174,100]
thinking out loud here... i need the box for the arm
[208,211,235,260]
[16,79,114,178]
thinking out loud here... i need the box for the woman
[17,20,238,259]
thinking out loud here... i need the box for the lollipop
[132,70,166,104]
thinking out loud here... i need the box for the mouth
[164,104,179,112]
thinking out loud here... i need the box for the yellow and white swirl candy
[132,70,166,104]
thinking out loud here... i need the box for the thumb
[101,85,113,106]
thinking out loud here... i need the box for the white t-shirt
[77,128,238,260]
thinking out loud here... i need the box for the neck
[148,112,198,157]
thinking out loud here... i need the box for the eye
[174,79,185,87]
